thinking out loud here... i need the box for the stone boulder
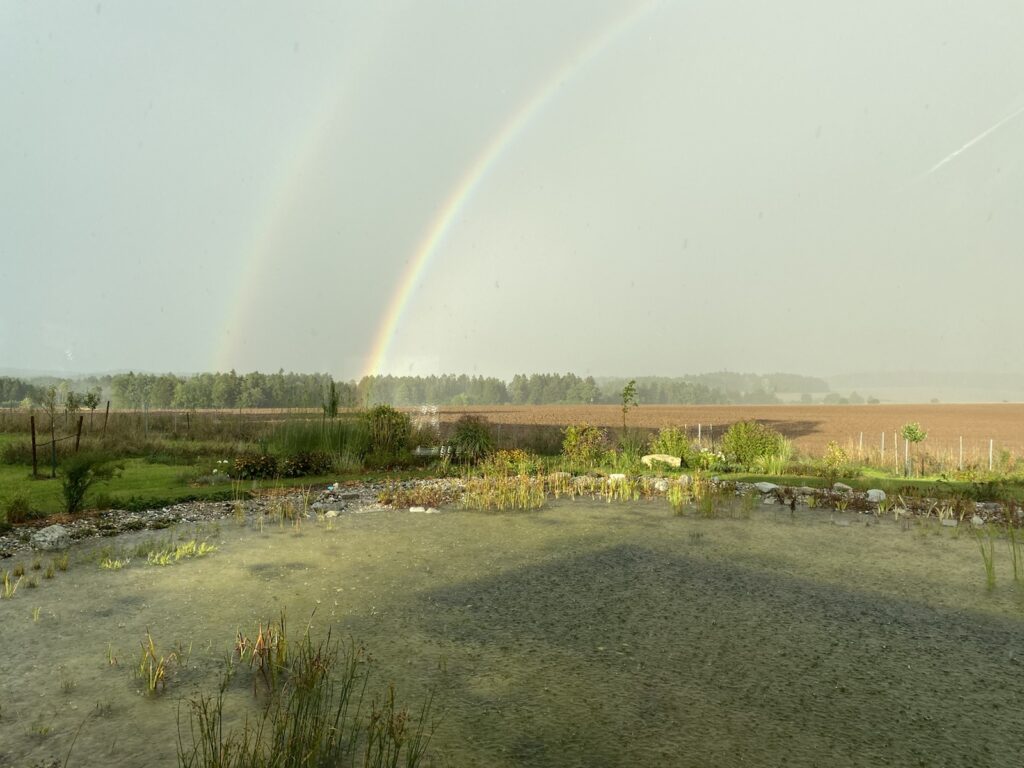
[641,454,682,468]
[31,524,71,551]
[832,482,853,493]
[754,482,779,494]
[866,489,887,503]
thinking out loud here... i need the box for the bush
[450,415,494,463]
[479,449,540,477]
[61,453,119,515]
[720,421,784,470]
[649,426,693,459]
[232,453,279,480]
[818,441,853,486]
[363,405,411,459]
[279,451,333,478]
[561,423,606,467]
[3,495,37,524]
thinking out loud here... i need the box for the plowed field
[437,403,1024,457]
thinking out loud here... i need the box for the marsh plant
[667,482,690,516]
[147,539,217,566]
[460,475,546,511]
[179,632,434,768]
[1008,526,1022,583]
[136,630,178,694]
[975,526,997,590]
[235,611,291,692]
[2,570,23,598]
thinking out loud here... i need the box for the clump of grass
[975,526,997,590]
[13,563,25,578]
[1008,526,1022,583]
[179,631,434,768]
[30,557,42,571]
[26,576,38,589]
[235,610,290,692]
[377,482,449,509]
[136,630,178,694]
[54,554,69,572]
[44,564,55,580]
[460,475,546,511]
[100,557,132,570]
[667,483,690,516]
[146,539,217,566]
[2,570,22,598]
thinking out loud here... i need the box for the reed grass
[137,630,178,694]
[460,475,547,511]
[1008,526,1022,583]
[2,569,23,598]
[179,630,434,768]
[975,526,997,589]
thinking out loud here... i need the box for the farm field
[435,403,1024,456]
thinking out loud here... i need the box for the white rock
[641,454,682,468]
[971,515,985,527]
[31,524,71,551]
[409,506,426,513]
[608,473,627,483]
[754,482,779,494]
[678,474,691,487]
[866,489,886,503]
[653,479,669,493]
[941,518,958,527]
[833,482,853,493]
[324,510,340,519]
[425,507,440,514]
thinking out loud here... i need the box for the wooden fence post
[30,415,37,478]
[103,400,110,437]
[75,415,84,453]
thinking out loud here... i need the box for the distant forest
[0,370,832,409]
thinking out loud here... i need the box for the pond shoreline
[0,474,1003,558]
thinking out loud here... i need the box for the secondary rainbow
[360,1,660,379]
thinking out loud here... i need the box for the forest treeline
[0,370,830,409]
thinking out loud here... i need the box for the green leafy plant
[561,422,606,468]
[819,441,851,487]
[61,453,119,515]
[363,405,412,462]
[720,420,783,470]
[649,426,695,466]
[449,415,494,464]
[231,452,279,479]
[901,422,928,476]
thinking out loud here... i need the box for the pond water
[2,499,1023,767]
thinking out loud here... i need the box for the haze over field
[3,1,1023,383]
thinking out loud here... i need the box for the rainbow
[360,0,659,379]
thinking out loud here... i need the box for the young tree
[620,379,638,435]
[900,422,927,476]
[82,388,101,427]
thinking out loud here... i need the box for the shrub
[61,453,119,515]
[720,421,784,470]
[3,495,37,524]
[818,441,852,486]
[649,426,692,458]
[479,449,540,477]
[561,423,606,467]
[450,415,494,463]
[232,453,279,480]
[279,451,333,478]
[363,405,411,458]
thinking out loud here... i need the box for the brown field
[436,403,1024,457]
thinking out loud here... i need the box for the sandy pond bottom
[2,501,1023,767]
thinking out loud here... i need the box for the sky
[2,1,1023,382]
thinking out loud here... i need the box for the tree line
[1,370,832,409]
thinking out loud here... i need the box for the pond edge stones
[31,524,71,551]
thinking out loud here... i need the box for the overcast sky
[3,1,1023,381]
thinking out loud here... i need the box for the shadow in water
[419,544,1024,767]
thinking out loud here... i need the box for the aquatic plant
[460,475,546,511]
[137,630,178,694]
[31,557,42,571]
[235,611,290,692]
[100,556,132,570]
[54,553,69,572]
[2,570,22,598]
[179,632,434,768]
[667,482,689,516]
[44,563,55,579]
[449,414,494,463]
[26,575,38,589]
[32,606,41,622]
[1008,526,1022,583]
[147,539,217,566]
[13,562,25,578]
[975,526,997,590]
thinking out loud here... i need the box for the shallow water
[2,501,1023,767]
